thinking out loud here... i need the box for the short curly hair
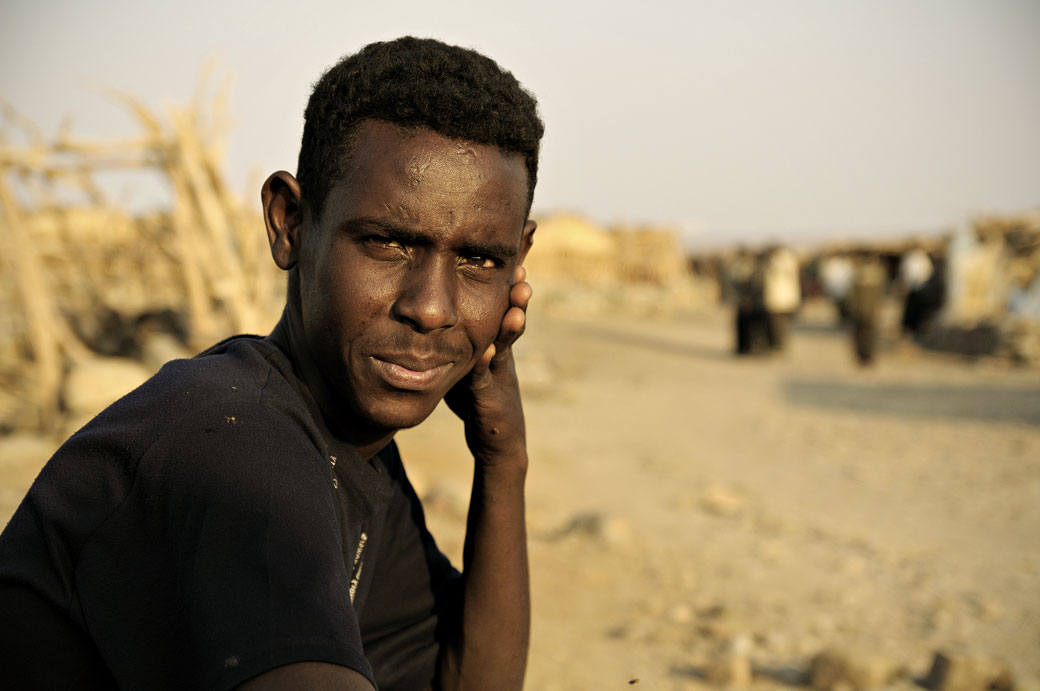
[297,36,544,221]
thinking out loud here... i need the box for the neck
[268,307,396,461]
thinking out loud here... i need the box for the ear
[517,219,537,266]
[262,171,306,270]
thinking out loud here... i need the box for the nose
[391,255,459,333]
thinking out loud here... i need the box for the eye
[363,235,408,258]
[461,255,501,271]
[371,236,403,249]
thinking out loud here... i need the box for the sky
[1,0,1039,247]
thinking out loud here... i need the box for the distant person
[848,250,887,365]
[763,245,801,350]
[820,252,854,325]
[730,248,769,355]
[900,247,947,339]
[0,37,543,690]
[729,248,755,354]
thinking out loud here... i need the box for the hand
[445,266,532,466]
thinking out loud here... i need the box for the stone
[599,515,634,547]
[696,604,745,642]
[921,651,1014,691]
[64,357,152,416]
[700,483,746,517]
[976,599,1004,621]
[420,482,469,519]
[926,600,957,633]
[139,331,190,372]
[667,603,694,624]
[555,511,633,548]
[707,633,753,687]
[753,511,794,536]
[0,434,58,511]
[0,434,57,470]
[810,648,900,691]
[754,629,785,653]
[515,352,558,398]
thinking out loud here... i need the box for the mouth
[370,356,455,391]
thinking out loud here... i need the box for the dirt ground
[1,298,1038,689]
[397,298,1040,690]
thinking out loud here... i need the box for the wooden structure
[0,78,282,433]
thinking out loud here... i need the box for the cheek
[461,281,511,342]
[312,260,397,332]
[302,284,375,360]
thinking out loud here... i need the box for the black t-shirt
[0,336,460,690]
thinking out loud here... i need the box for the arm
[438,266,534,691]
[237,662,374,691]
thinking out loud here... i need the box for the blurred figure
[730,248,769,355]
[729,248,755,354]
[819,252,854,325]
[848,250,887,365]
[900,246,945,339]
[763,245,801,350]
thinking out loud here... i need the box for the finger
[514,265,527,284]
[499,305,526,340]
[510,280,532,311]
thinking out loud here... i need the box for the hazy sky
[2,0,1039,245]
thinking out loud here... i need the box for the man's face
[295,120,531,434]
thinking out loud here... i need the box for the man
[899,244,936,338]
[819,251,854,325]
[762,244,800,351]
[848,250,887,366]
[0,37,543,690]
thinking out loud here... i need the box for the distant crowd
[714,244,946,366]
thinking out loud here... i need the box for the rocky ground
[2,298,1038,690]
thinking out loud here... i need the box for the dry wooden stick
[166,156,222,348]
[0,170,64,431]
[170,106,252,333]
[114,90,227,347]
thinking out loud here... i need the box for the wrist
[473,446,528,477]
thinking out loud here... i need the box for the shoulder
[15,336,324,559]
[78,336,306,456]
[152,335,296,407]
[130,338,330,503]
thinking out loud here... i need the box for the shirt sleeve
[73,397,375,691]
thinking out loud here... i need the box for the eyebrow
[347,217,518,260]
[348,218,430,245]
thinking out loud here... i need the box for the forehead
[327,120,529,228]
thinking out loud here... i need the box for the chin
[361,393,443,432]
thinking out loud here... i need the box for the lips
[370,356,455,391]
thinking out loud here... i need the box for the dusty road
[398,300,1040,690]
[1,299,1037,689]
